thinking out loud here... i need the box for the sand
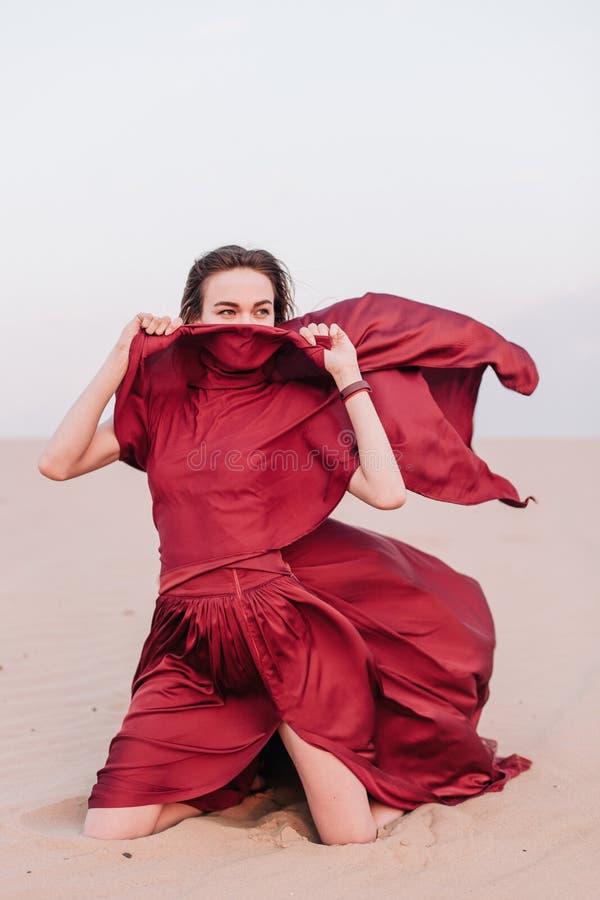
[1,437,598,899]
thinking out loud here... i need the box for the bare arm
[336,370,407,509]
[298,322,407,510]
[37,313,182,480]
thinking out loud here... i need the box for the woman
[38,245,536,845]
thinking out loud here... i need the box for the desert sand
[1,437,598,899]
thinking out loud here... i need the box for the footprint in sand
[20,797,89,838]
[376,804,479,867]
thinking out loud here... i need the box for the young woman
[38,246,536,844]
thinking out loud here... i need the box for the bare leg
[84,804,163,840]
[152,802,204,833]
[369,798,405,830]
[83,802,203,840]
[84,730,404,842]
[277,721,402,844]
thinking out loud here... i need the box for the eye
[218,308,270,316]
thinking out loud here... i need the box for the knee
[83,821,154,840]
[318,822,378,846]
[83,811,155,841]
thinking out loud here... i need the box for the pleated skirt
[87,520,532,812]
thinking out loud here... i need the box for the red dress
[87,292,536,811]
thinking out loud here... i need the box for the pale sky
[1,0,598,436]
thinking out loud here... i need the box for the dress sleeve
[113,330,150,472]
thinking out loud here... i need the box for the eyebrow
[212,300,273,308]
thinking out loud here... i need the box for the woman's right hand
[116,312,184,352]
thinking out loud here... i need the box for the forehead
[203,268,274,303]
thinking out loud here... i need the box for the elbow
[373,488,407,510]
[37,454,71,481]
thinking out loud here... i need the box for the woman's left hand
[298,322,359,378]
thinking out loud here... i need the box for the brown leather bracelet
[339,378,372,402]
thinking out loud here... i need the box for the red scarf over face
[114,292,538,588]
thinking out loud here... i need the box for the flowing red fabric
[87,292,535,813]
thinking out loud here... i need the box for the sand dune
[1,438,598,899]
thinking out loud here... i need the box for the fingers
[135,313,184,335]
[165,316,183,335]
[298,321,340,344]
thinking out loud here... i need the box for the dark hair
[179,245,297,325]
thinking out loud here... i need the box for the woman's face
[198,267,276,326]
